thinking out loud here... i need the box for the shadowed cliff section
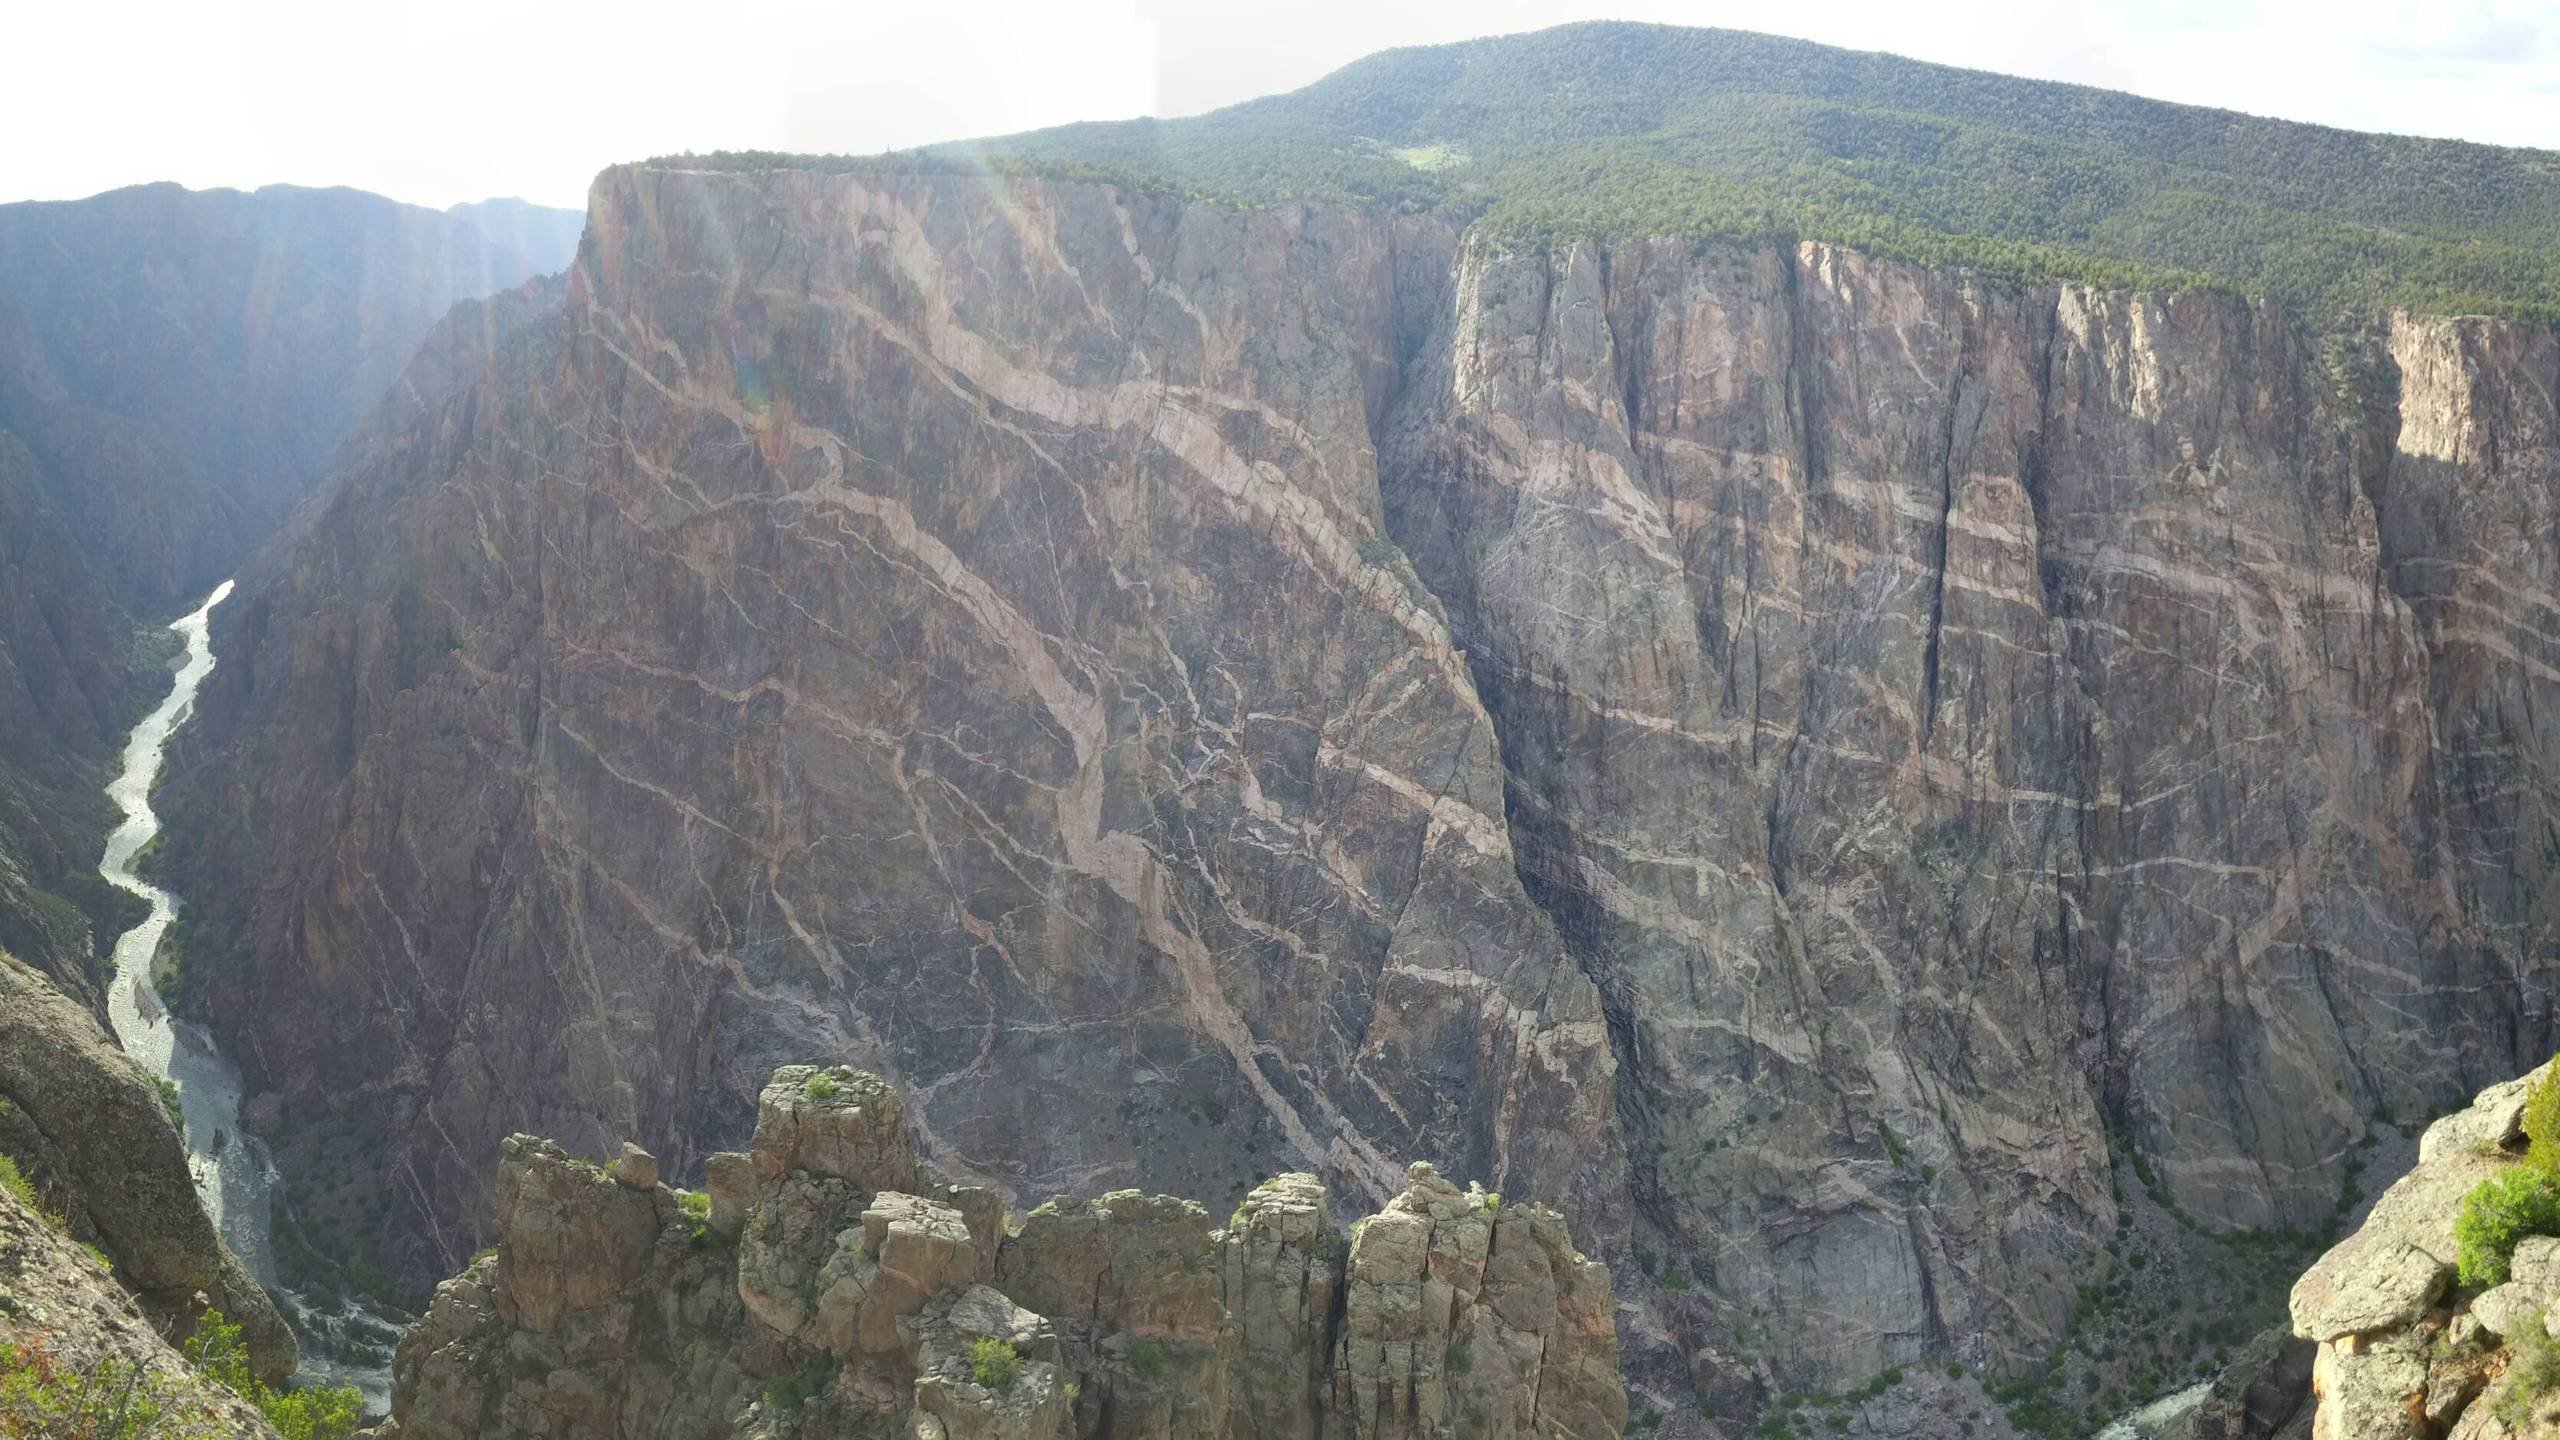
[0,182,583,1020]
[0,182,583,608]
[158,156,2558,1433]
[0,430,156,1012]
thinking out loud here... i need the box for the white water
[100,580,398,1407]
[101,582,260,1255]
[2089,1380,2211,1440]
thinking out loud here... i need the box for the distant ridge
[666,21,2560,321]
[446,195,585,274]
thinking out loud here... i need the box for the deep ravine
[98,577,401,1406]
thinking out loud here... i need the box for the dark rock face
[169,166,1620,1312]
[0,952,296,1383]
[2171,1326,2315,1440]
[0,183,581,1011]
[0,182,581,606]
[0,431,149,1011]
[164,164,2560,1402]
[372,1064,1624,1440]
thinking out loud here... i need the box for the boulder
[2421,1067,2548,1167]
[489,1135,662,1333]
[998,1189,1222,1343]
[858,1192,982,1352]
[2470,1283,2542,1339]
[2181,1326,2315,1440]
[751,1065,920,1197]
[910,1287,1074,1440]
[1223,1174,1339,1440]
[1330,1162,1624,1440]
[2309,1343,2426,1440]
[737,1171,864,1344]
[613,1142,660,1190]
[2291,1149,2506,1342]
[704,1149,753,1235]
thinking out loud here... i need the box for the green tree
[184,1310,364,1440]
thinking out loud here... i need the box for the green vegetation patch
[763,1358,832,1413]
[185,1310,365,1440]
[0,1309,367,1440]
[1,1339,185,1439]
[2455,1063,2560,1285]
[678,1188,714,1245]
[968,1337,1021,1392]
[662,22,2560,323]
[2498,1306,2560,1427]
[0,1153,36,1213]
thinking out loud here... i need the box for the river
[88,584,2233,1431]
[99,579,398,1406]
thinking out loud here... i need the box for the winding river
[99,579,397,1405]
[85,584,2230,1430]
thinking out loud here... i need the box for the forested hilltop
[661,20,2560,322]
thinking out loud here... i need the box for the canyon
[0,21,2550,1440]
[0,181,582,1019]
[157,152,2559,1429]
[0,181,584,1432]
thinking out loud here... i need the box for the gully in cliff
[94,577,401,1404]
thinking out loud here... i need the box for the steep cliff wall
[0,430,152,1011]
[163,163,2560,1412]
[1382,236,2560,1380]
[0,184,582,1012]
[0,183,581,606]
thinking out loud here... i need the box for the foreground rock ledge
[2284,1064,2556,1440]
[368,1064,1626,1439]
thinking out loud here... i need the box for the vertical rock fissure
[1919,354,1966,747]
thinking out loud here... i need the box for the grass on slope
[658,22,2560,323]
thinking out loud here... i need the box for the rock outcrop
[0,951,296,1383]
[161,152,2560,1408]
[2171,1325,2316,1440]
[0,1177,280,1438]
[2284,1066,2560,1439]
[370,1064,1624,1440]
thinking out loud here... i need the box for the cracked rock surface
[365,1064,1623,1439]
[2281,1066,2560,1440]
[162,162,2560,1403]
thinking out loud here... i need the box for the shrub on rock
[2524,1059,2560,1176]
[2456,1168,2560,1286]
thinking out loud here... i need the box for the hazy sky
[8,0,2556,211]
